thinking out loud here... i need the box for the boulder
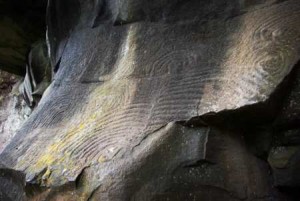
[1,0,300,200]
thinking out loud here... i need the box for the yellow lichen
[98,155,107,163]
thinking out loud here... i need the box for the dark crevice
[25,183,48,199]
[53,57,61,73]
[0,167,27,201]
[0,0,48,76]
[182,159,215,168]
[273,60,300,131]
[277,186,300,201]
[75,167,89,189]
[87,185,101,201]
[92,0,114,28]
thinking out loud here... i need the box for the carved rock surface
[0,0,300,200]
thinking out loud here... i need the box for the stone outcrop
[0,71,31,153]
[268,64,300,198]
[0,0,300,200]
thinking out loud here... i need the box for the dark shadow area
[0,0,48,76]
[0,164,26,201]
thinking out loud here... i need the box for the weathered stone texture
[0,0,300,200]
[0,71,31,153]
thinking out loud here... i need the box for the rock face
[0,71,31,153]
[269,63,300,198]
[1,0,300,200]
[19,41,52,108]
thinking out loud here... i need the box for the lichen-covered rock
[268,145,300,189]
